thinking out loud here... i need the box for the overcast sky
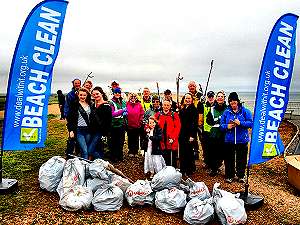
[0,0,300,95]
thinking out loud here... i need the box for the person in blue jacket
[220,92,253,183]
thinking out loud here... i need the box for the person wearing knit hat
[113,87,122,94]
[220,92,253,184]
[109,85,127,163]
[228,91,240,103]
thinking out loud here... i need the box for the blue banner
[2,0,68,150]
[248,14,298,165]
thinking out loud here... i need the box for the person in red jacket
[155,99,181,167]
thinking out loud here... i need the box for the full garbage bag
[186,178,211,201]
[39,156,66,192]
[92,184,123,211]
[183,197,214,225]
[59,185,93,211]
[151,166,182,191]
[89,159,111,181]
[56,158,85,199]
[212,183,247,225]
[85,177,110,193]
[155,187,187,213]
[125,180,154,206]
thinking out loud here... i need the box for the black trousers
[60,105,65,119]
[127,128,140,155]
[163,149,178,168]
[201,131,210,165]
[224,143,248,179]
[179,139,196,175]
[110,126,125,162]
[139,125,147,150]
[207,136,224,173]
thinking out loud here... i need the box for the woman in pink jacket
[126,93,145,157]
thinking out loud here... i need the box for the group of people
[59,78,253,183]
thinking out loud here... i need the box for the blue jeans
[76,127,91,159]
[89,132,103,159]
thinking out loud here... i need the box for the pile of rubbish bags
[39,156,247,224]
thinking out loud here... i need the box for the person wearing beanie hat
[163,89,177,112]
[109,85,127,163]
[113,87,122,94]
[220,92,253,183]
[228,92,240,103]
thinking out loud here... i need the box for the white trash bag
[111,174,132,193]
[183,197,214,225]
[56,158,85,199]
[151,166,182,191]
[125,180,154,206]
[212,183,247,225]
[85,177,110,193]
[39,156,66,192]
[155,187,187,213]
[92,184,124,211]
[89,159,111,181]
[59,185,93,211]
[186,178,211,201]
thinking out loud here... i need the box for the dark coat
[142,125,163,155]
[179,104,199,141]
[66,101,92,132]
[89,103,112,136]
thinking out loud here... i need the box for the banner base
[0,179,18,195]
[239,192,264,210]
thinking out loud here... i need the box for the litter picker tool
[175,73,183,169]
[83,72,94,84]
[176,73,183,105]
[156,82,160,101]
[203,60,214,98]
[68,154,134,183]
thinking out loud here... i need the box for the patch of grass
[0,119,68,215]
[47,114,57,120]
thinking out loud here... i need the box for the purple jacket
[126,101,144,129]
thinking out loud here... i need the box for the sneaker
[225,178,233,183]
[238,177,246,183]
[129,154,134,157]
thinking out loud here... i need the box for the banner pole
[238,140,263,209]
[0,132,18,194]
[0,145,3,184]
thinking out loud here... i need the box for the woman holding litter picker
[220,92,253,183]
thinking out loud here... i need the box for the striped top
[78,105,91,127]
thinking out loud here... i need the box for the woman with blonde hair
[179,93,198,176]
[67,87,92,159]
